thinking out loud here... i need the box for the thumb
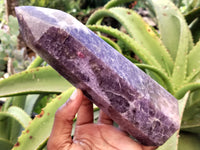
[47,89,83,150]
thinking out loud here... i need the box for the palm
[71,124,141,150]
[47,89,156,150]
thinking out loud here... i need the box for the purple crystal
[15,6,180,146]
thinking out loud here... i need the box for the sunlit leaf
[0,66,72,97]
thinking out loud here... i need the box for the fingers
[76,94,94,126]
[98,110,113,125]
[47,89,83,150]
[142,146,158,150]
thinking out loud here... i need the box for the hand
[47,89,157,150]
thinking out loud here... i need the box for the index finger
[47,89,83,149]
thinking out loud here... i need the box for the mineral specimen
[15,6,180,146]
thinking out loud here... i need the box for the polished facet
[15,6,180,146]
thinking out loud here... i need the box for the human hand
[47,89,157,150]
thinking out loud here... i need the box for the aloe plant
[0,0,200,149]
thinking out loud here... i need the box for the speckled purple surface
[15,6,180,146]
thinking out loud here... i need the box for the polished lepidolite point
[15,6,180,146]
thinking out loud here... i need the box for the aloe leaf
[151,0,180,60]
[185,69,200,83]
[111,7,174,73]
[151,1,193,88]
[182,96,200,122]
[183,0,199,14]
[124,55,139,64]
[99,35,122,53]
[0,113,24,143]
[24,94,40,116]
[12,88,75,150]
[181,124,200,134]
[175,82,200,99]
[185,89,200,109]
[135,64,173,93]
[171,32,188,90]
[181,117,200,134]
[187,41,200,78]
[171,16,192,89]
[157,132,178,150]
[151,0,194,89]
[9,119,21,145]
[185,7,200,24]
[157,92,189,150]
[12,95,27,109]
[178,132,200,150]
[33,94,56,114]
[37,138,48,150]
[0,138,13,150]
[87,25,162,69]
[190,17,200,44]
[0,107,31,129]
[94,0,135,26]
[8,55,44,144]
[27,56,43,70]
[1,98,12,111]
[87,8,173,75]
[0,117,10,139]
[9,96,27,144]
[104,0,134,9]
[181,90,200,134]
[0,66,72,97]
[7,106,32,128]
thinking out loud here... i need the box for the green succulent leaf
[157,132,178,150]
[157,92,189,150]
[24,94,40,116]
[185,69,200,83]
[0,106,31,129]
[7,106,32,128]
[172,18,192,89]
[181,116,200,134]
[87,7,173,75]
[27,56,43,70]
[151,0,181,60]
[12,88,75,150]
[178,132,200,150]
[110,7,174,73]
[0,138,13,150]
[185,89,200,109]
[99,35,122,53]
[151,0,193,90]
[181,90,200,134]
[0,66,72,97]
[190,17,200,44]
[4,56,44,144]
[175,82,200,99]
[135,63,173,93]
[104,0,135,9]
[187,40,200,78]
[185,7,200,24]
[124,55,139,64]
[171,32,188,90]
[9,119,22,145]
[1,98,12,112]
[9,96,27,144]
[0,116,10,139]
[87,25,162,69]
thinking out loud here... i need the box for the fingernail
[70,89,78,100]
